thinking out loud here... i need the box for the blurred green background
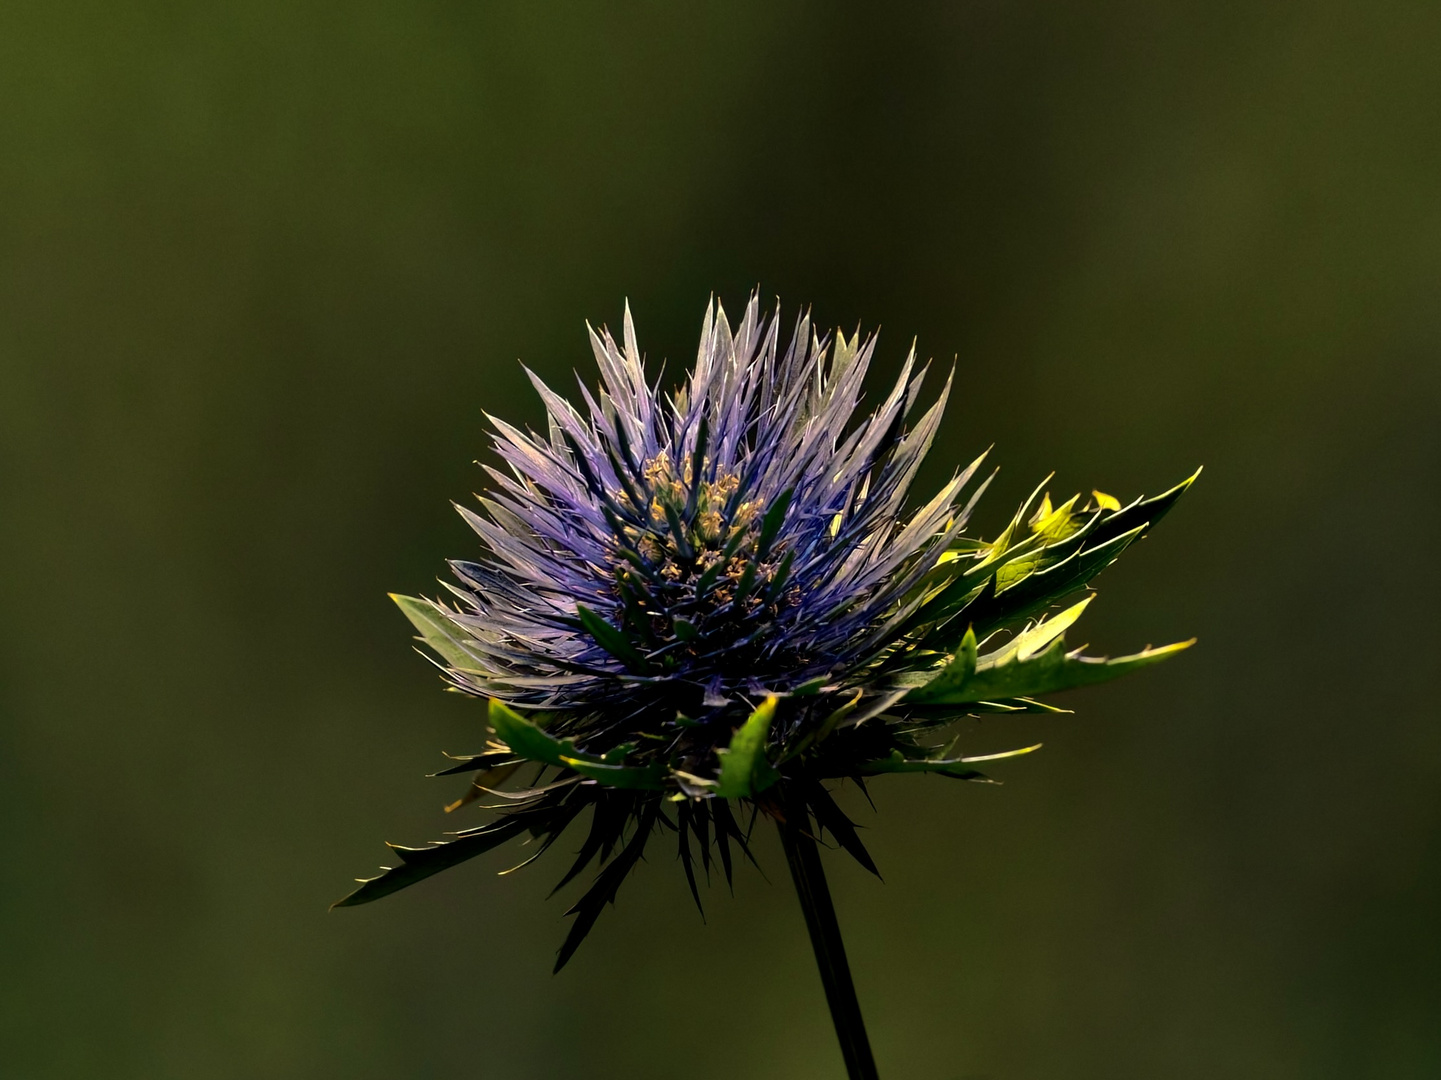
[2,3,1439,1078]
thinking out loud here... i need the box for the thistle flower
[337,294,1194,1077]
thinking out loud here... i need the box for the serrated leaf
[1091,469,1200,546]
[332,816,533,908]
[488,699,665,790]
[903,626,977,703]
[911,469,1200,645]
[919,637,1195,705]
[1030,494,1083,541]
[1006,595,1094,662]
[560,757,667,790]
[992,544,1051,592]
[983,474,1053,565]
[951,526,1146,642]
[857,742,1043,780]
[714,696,779,798]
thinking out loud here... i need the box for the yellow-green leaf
[714,696,779,798]
[391,594,482,671]
[903,626,978,703]
[922,637,1195,705]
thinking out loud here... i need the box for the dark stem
[777,796,881,1080]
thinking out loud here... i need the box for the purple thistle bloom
[448,295,970,748]
[338,293,1196,974]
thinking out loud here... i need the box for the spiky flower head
[338,294,1195,970]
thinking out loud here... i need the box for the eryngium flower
[338,294,1195,970]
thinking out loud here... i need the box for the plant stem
[777,801,880,1080]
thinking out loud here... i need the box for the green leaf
[756,488,794,560]
[999,595,1095,662]
[902,697,1073,719]
[331,816,532,908]
[1087,468,1201,549]
[1029,493,1083,541]
[559,757,668,789]
[981,474,1053,566]
[858,742,1043,780]
[947,526,1146,643]
[714,696,780,798]
[790,675,829,696]
[391,593,482,671]
[919,637,1195,706]
[992,544,1052,592]
[575,603,650,672]
[1092,489,1121,511]
[487,699,665,790]
[333,786,590,909]
[908,468,1201,648]
[902,626,978,703]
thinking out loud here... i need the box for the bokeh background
[3,3,1439,1078]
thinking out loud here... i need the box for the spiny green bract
[336,294,1196,971]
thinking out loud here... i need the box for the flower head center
[607,452,799,661]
